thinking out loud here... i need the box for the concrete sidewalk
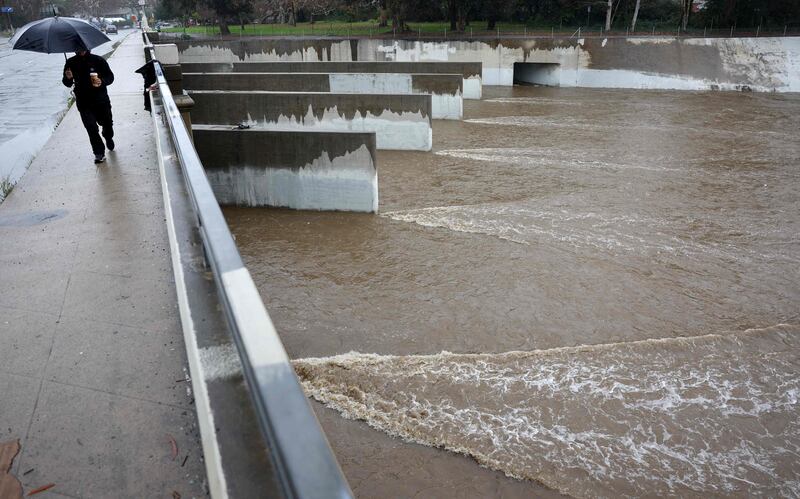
[0,33,206,498]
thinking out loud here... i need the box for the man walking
[62,47,115,164]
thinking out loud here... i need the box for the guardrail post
[173,93,195,143]
[162,64,183,95]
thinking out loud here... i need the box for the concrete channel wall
[183,72,462,119]
[181,61,483,99]
[193,126,379,212]
[173,36,800,92]
[189,90,432,151]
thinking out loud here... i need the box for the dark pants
[79,100,114,155]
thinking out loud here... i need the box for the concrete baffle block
[188,90,432,151]
[181,61,484,100]
[172,93,195,142]
[153,43,179,65]
[193,127,379,213]
[161,64,183,95]
[183,72,462,120]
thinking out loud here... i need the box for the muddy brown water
[224,86,800,498]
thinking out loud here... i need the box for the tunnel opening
[513,62,562,87]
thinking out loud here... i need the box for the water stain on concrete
[189,90,431,122]
[0,209,68,227]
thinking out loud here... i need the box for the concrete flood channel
[162,36,799,496]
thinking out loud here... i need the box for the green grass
[163,21,564,38]
[162,20,793,38]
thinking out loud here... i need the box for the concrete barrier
[175,37,800,92]
[330,73,462,119]
[153,43,180,64]
[180,61,483,99]
[184,72,329,91]
[183,72,462,119]
[193,126,378,213]
[189,90,432,151]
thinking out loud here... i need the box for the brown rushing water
[225,86,800,498]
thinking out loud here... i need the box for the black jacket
[62,52,114,110]
[135,60,157,112]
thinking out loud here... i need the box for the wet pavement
[0,33,206,498]
[0,33,121,191]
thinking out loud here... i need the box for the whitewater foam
[295,324,800,498]
[464,115,797,140]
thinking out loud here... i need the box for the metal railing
[143,35,352,499]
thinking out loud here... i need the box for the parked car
[106,24,117,34]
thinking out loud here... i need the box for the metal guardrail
[143,35,353,499]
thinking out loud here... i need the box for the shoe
[106,139,115,151]
[94,154,106,164]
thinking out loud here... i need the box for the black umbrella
[9,16,110,58]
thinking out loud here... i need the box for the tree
[167,0,252,34]
[156,0,196,21]
[447,0,456,30]
[383,0,417,31]
[299,0,341,24]
[453,0,478,31]
[680,0,693,30]
[631,0,640,31]
[213,0,252,33]
[14,0,46,22]
[482,0,510,30]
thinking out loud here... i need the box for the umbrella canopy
[9,16,110,54]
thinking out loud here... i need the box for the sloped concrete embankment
[174,36,800,92]
[189,90,432,151]
[193,127,379,213]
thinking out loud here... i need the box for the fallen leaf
[167,435,178,461]
[27,483,55,496]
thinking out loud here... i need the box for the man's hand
[90,74,102,87]
[64,68,73,80]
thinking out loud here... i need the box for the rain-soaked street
[0,34,119,191]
